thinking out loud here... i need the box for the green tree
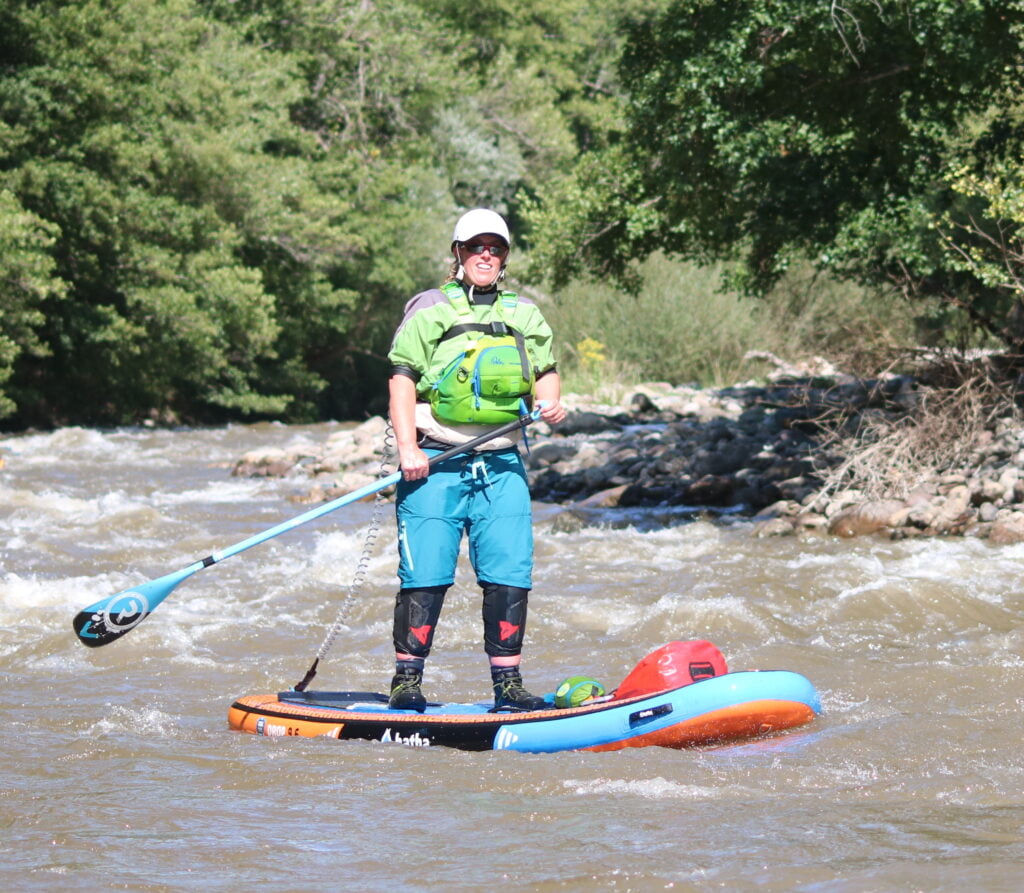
[200,0,652,418]
[1,0,356,425]
[527,0,1024,349]
[0,0,675,426]
[0,190,66,419]
[941,142,1024,348]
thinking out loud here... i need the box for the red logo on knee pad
[499,621,520,641]
[410,625,432,645]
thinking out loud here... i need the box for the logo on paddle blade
[100,592,151,632]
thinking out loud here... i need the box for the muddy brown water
[1,423,1022,891]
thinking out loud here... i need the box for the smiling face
[455,236,509,288]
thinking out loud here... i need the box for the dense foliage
[527,0,1024,350]
[3,0,1024,428]
[0,0,630,426]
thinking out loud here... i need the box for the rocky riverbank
[231,371,1024,543]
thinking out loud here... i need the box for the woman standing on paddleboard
[386,208,566,712]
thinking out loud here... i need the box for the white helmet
[452,208,510,247]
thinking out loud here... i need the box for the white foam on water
[787,536,1024,600]
[888,540,1024,604]
[84,705,181,738]
[0,570,184,669]
[956,629,1024,666]
[0,566,258,670]
[550,595,648,635]
[0,485,145,526]
[0,572,55,619]
[545,585,765,640]
[668,589,764,622]
[629,592,759,635]
[181,580,305,628]
[564,776,725,801]
[832,576,892,602]
[544,522,722,575]
[818,687,871,715]
[150,477,278,507]
[0,571,117,612]
[0,426,122,462]
[306,528,397,586]
[783,549,890,593]
[0,424,300,477]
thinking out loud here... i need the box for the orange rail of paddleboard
[585,699,817,752]
[229,694,351,739]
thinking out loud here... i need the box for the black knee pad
[393,586,448,657]
[481,582,529,657]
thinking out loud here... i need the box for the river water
[1,423,1022,891]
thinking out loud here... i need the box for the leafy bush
[539,254,919,392]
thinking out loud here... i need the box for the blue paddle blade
[72,564,202,647]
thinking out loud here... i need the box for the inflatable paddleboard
[228,641,822,752]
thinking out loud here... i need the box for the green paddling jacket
[388,281,558,434]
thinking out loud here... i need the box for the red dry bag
[615,640,728,699]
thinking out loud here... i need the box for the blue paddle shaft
[211,470,402,564]
[73,411,538,646]
[72,473,403,645]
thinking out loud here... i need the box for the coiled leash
[292,423,397,692]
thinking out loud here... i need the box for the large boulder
[827,500,906,537]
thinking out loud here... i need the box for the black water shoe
[492,667,550,711]
[389,668,426,712]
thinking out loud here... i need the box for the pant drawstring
[469,457,492,488]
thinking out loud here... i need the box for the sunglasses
[463,242,508,257]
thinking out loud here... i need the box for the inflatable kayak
[228,641,822,753]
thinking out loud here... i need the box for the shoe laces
[392,673,422,696]
[495,675,530,699]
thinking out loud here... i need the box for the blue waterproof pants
[395,448,533,589]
